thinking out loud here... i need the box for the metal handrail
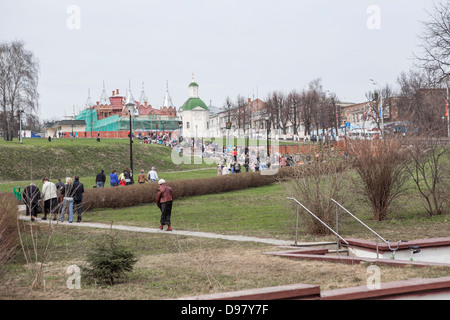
[287,197,349,245]
[331,198,387,244]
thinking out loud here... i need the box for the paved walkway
[17,212,331,247]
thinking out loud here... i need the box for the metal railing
[287,197,349,246]
[331,198,387,244]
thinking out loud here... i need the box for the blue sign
[345,122,351,128]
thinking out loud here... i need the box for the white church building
[178,76,210,138]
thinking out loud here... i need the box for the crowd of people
[23,176,84,223]
[99,166,161,187]
[22,168,173,231]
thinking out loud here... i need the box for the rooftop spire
[85,88,94,109]
[124,80,136,108]
[99,80,110,105]
[139,81,148,106]
[163,80,174,108]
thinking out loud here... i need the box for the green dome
[180,97,209,111]
[189,82,199,87]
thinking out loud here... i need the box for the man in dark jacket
[23,183,41,221]
[156,179,173,231]
[95,169,106,188]
[73,175,84,222]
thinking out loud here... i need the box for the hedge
[81,167,297,212]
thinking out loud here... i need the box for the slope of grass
[0,138,215,182]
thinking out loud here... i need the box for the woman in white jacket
[41,177,58,220]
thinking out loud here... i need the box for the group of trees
[0,40,40,141]
[223,78,340,138]
[222,1,450,139]
[264,79,340,138]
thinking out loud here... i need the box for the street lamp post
[125,88,136,185]
[370,79,383,139]
[265,116,270,168]
[18,109,23,144]
[446,83,449,138]
[343,116,348,157]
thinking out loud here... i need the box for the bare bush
[284,149,350,235]
[347,138,410,221]
[404,137,450,216]
[0,193,19,270]
[82,168,296,211]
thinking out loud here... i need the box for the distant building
[43,120,86,138]
[72,82,179,138]
[178,76,210,138]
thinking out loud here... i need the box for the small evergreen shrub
[82,230,138,286]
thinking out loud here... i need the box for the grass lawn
[1,180,449,300]
[1,139,449,300]
[0,138,216,183]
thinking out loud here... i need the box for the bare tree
[0,41,39,141]
[404,138,449,216]
[326,91,340,138]
[396,69,447,136]
[285,148,350,235]
[300,79,323,137]
[365,83,395,131]
[287,90,301,136]
[347,139,410,221]
[416,0,450,83]
[266,91,289,134]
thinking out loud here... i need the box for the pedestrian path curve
[17,215,331,247]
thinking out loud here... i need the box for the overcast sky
[0,0,435,120]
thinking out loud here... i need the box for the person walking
[23,183,41,222]
[60,177,75,223]
[138,169,148,184]
[147,167,159,183]
[95,169,106,188]
[123,168,131,185]
[244,154,250,172]
[234,161,241,173]
[119,176,127,186]
[41,177,58,221]
[110,170,119,186]
[73,175,84,222]
[55,178,65,207]
[217,162,223,176]
[232,147,237,162]
[156,179,173,231]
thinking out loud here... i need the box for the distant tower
[99,81,110,106]
[163,81,174,108]
[139,81,148,107]
[85,88,94,109]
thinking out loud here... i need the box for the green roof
[189,82,199,87]
[180,97,209,111]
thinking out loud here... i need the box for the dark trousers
[160,201,173,225]
[74,199,83,220]
[25,202,39,217]
[44,198,58,218]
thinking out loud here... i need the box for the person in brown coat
[156,179,173,231]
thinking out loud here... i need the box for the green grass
[83,181,449,242]
[0,138,217,190]
[0,168,219,193]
